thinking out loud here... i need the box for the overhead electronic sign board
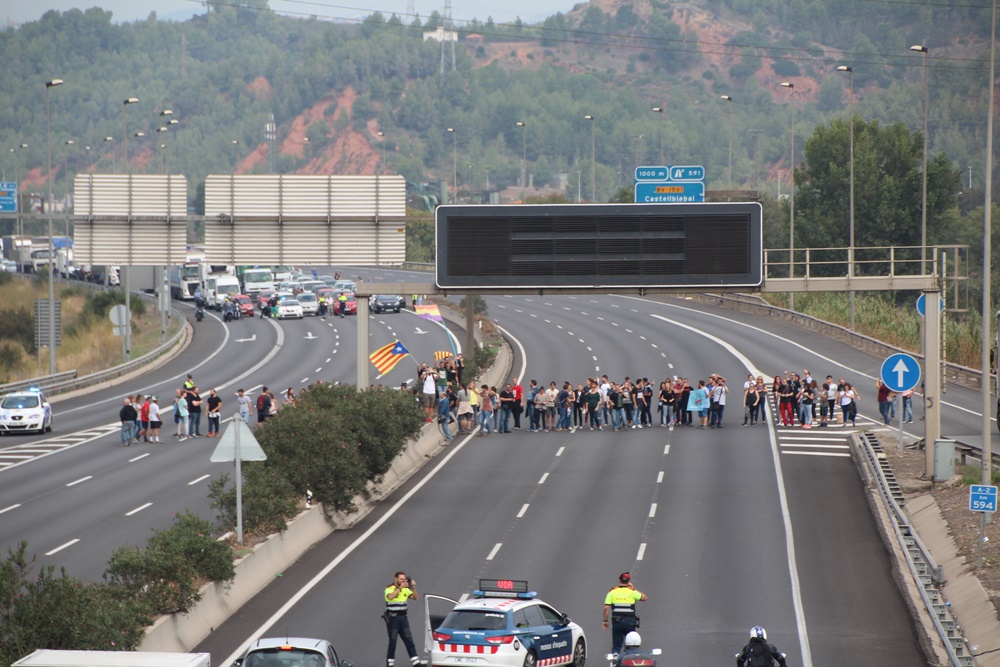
[435,202,762,290]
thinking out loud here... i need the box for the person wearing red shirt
[510,377,524,430]
[139,396,151,443]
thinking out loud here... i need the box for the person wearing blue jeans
[902,389,914,423]
[438,389,453,441]
[499,384,513,433]
[119,397,137,446]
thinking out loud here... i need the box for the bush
[461,343,498,385]
[209,464,300,536]
[458,295,489,316]
[84,289,146,320]
[104,511,233,615]
[0,307,35,353]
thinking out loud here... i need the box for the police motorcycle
[605,632,661,667]
[222,298,240,323]
[194,303,205,322]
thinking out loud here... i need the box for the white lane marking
[557,325,563,329]
[221,324,521,667]
[651,313,813,667]
[636,543,647,560]
[592,356,597,361]
[458,593,470,603]
[639,335,647,340]
[780,443,850,450]
[188,474,212,485]
[563,307,571,310]
[544,319,551,323]
[657,471,664,483]
[661,353,667,358]
[332,349,337,354]
[649,503,657,518]
[596,316,604,321]
[544,302,553,306]
[625,328,633,333]
[779,436,849,442]
[129,453,150,462]
[595,366,600,372]
[651,343,658,348]
[0,503,21,514]
[591,299,599,303]
[668,362,673,368]
[538,473,549,484]
[65,476,92,487]
[611,304,620,308]
[556,446,565,457]
[515,309,523,313]
[326,358,331,363]
[631,309,638,313]
[487,542,503,561]
[530,313,538,318]
[580,311,588,316]
[301,377,309,383]
[125,502,153,516]
[45,538,80,556]
[612,322,619,327]
[568,331,574,336]
[315,367,322,373]
[517,504,530,518]
[0,454,37,459]
[579,338,585,343]
[587,346,592,351]
[782,451,852,458]
[664,444,670,455]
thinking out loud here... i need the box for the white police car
[0,388,53,434]
[424,580,586,667]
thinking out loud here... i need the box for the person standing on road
[147,396,162,443]
[187,387,203,437]
[510,376,523,429]
[384,571,426,667]
[138,395,151,443]
[236,388,251,424]
[603,572,647,654]
[174,389,189,440]
[119,397,137,447]
[206,389,222,437]
[257,387,272,425]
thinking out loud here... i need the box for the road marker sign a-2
[969,485,998,513]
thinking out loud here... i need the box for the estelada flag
[370,340,410,375]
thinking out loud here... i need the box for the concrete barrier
[140,339,512,653]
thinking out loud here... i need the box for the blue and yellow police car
[0,387,52,434]
[423,580,586,667]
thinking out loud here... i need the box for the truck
[236,266,275,297]
[2,235,32,272]
[204,274,241,310]
[171,261,203,300]
[11,650,211,667]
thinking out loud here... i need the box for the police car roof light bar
[474,579,535,598]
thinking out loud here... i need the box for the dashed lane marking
[188,474,212,485]
[0,504,21,514]
[780,443,850,449]
[538,472,549,484]
[128,453,150,462]
[45,538,80,556]
[649,503,657,518]
[487,543,502,560]
[556,446,565,456]
[636,542,647,560]
[517,504,529,518]
[782,451,851,458]
[657,471,664,483]
[65,476,92,487]
[125,502,153,516]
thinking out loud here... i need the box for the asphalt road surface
[193,271,984,667]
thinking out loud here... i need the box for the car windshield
[244,648,325,667]
[284,300,300,306]
[440,610,509,631]
[2,395,40,409]
[345,294,356,302]
[299,294,316,302]
[245,270,272,283]
[237,297,251,304]
[182,265,200,279]
[218,283,240,295]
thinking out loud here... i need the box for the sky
[0,0,572,28]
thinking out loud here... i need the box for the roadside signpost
[211,415,267,546]
[634,165,705,203]
[970,485,998,567]
[880,353,921,451]
[0,182,18,213]
[916,293,943,317]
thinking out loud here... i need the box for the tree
[794,117,960,270]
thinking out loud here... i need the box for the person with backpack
[257,386,272,425]
[735,626,787,667]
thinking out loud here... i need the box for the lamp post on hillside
[780,81,796,310]
[516,121,527,203]
[837,65,857,330]
[122,97,138,176]
[447,127,457,199]
[12,143,27,235]
[45,78,64,375]
[376,132,385,175]
[652,107,664,165]
[911,44,930,274]
[103,136,115,174]
[720,95,734,193]
[584,114,595,201]
[62,139,75,253]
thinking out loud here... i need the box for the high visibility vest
[604,586,642,617]
[385,585,414,613]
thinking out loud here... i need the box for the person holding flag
[370,340,411,376]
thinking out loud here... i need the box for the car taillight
[485,636,515,645]
[433,633,452,642]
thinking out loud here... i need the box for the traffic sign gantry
[634,181,705,203]
[969,485,998,513]
[879,353,921,393]
[0,182,18,213]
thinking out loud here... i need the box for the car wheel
[523,651,537,667]
[571,639,585,667]
[46,419,52,433]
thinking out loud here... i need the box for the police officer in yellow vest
[384,571,426,667]
[603,572,647,654]
[338,292,348,318]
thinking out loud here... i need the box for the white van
[205,274,241,310]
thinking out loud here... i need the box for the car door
[423,594,458,657]
[536,604,574,664]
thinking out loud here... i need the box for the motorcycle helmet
[624,632,642,648]
[750,626,767,640]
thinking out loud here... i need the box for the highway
[191,269,990,667]
[0,297,457,580]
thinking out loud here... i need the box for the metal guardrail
[0,370,78,394]
[855,431,973,667]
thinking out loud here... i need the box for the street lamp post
[232,139,239,170]
[62,139,75,267]
[45,78,63,375]
[652,107,664,165]
[447,127,457,200]
[159,110,174,175]
[837,65,857,330]
[12,143,27,236]
[911,45,930,275]
[780,82,796,310]
[103,136,115,174]
[720,95,734,193]
[122,97,138,175]
[980,0,997,521]
[375,132,385,174]
[516,121,527,203]
[584,115,595,202]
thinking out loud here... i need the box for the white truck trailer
[12,650,211,667]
